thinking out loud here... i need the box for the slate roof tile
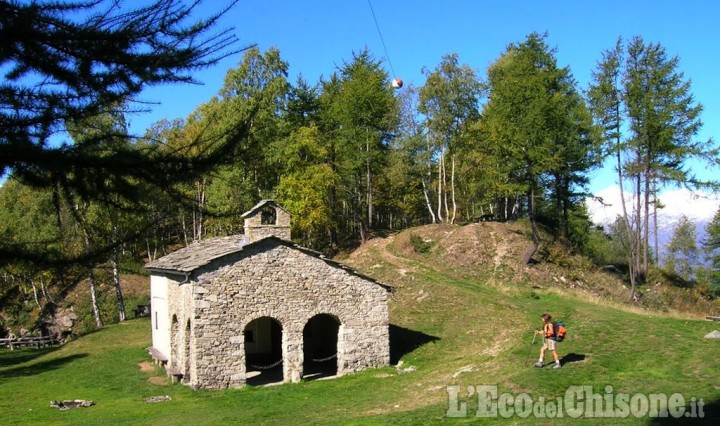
[145,235,248,273]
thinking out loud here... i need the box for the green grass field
[2,233,719,424]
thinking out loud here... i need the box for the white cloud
[587,185,720,226]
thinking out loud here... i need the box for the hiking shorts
[543,338,557,351]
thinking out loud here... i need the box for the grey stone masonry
[186,239,390,389]
[146,200,391,389]
[242,199,291,242]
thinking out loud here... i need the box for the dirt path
[350,234,419,277]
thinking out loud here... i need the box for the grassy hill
[1,222,719,424]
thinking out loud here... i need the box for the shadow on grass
[647,396,719,425]
[0,353,88,380]
[390,324,440,365]
[562,352,586,365]
[0,347,58,368]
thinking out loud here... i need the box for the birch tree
[418,54,482,224]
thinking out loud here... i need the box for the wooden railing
[133,304,151,318]
[0,336,59,350]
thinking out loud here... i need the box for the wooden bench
[133,304,151,318]
[166,366,184,384]
[147,347,168,365]
[475,214,496,222]
[146,347,183,383]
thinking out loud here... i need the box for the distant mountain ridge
[587,186,718,260]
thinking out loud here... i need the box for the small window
[260,206,277,225]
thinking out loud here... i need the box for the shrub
[409,234,434,254]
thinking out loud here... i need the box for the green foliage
[1,0,247,267]
[4,18,718,337]
[409,234,434,254]
[583,225,630,268]
[704,206,720,293]
[316,49,399,241]
[479,32,600,262]
[663,215,699,282]
[588,36,717,294]
[275,126,338,249]
[418,53,484,224]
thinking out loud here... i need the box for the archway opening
[260,206,277,225]
[170,315,179,364]
[244,316,283,386]
[183,320,190,381]
[302,314,339,380]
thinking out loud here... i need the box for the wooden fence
[0,336,60,350]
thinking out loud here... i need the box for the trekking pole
[524,331,537,366]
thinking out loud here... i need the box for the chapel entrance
[244,316,283,386]
[302,314,340,380]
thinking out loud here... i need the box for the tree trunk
[196,178,206,241]
[421,180,437,223]
[366,129,373,229]
[356,191,367,244]
[616,158,638,300]
[88,267,103,328]
[443,154,449,223]
[450,155,457,225]
[181,209,189,246]
[437,152,444,223]
[635,173,644,283]
[146,239,156,262]
[41,279,54,304]
[652,177,659,266]
[80,221,103,328]
[30,279,41,310]
[112,247,126,322]
[329,144,339,248]
[643,160,650,279]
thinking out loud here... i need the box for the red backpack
[553,321,567,342]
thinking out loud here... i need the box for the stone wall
[245,225,291,242]
[243,204,291,242]
[182,239,389,389]
[165,274,196,384]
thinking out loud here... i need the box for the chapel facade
[145,200,391,388]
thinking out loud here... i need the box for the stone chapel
[145,200,391,389]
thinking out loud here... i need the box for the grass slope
[1,225,719,424]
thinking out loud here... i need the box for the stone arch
[170,314,179,366]
[183,319,191,381]
[243,316,283,386]
[302,313,340,380]
[260,205,277,225]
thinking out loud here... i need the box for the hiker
[534,313,561,369]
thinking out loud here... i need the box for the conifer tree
[0,0,248,266]
[481,33,594,263]
[589,36,718,298]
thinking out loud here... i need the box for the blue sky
[132,0,720,197]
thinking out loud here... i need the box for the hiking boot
[534,361,544,368]
[552,363,561,369]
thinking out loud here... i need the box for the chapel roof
[241,199,291,218]
[145,235,248,273]
[144,235,392,291]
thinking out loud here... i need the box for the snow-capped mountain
[587,186,719,257]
